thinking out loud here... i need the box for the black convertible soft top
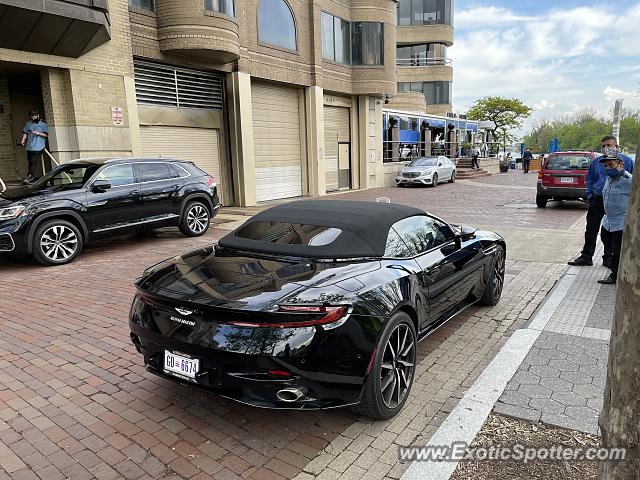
[218,200,426,259]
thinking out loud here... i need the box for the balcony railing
[396,57,452,67]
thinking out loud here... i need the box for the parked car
[0,157,220,266]
[536,151,598,208]
[129,200,506,419]
[395,156,456,187]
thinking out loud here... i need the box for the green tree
[524,109,640,153]
[466,97,533,152]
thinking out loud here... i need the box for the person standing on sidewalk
[568,136,634,267]
[20,109,48,183]
[597,154,633,284]
[522,148,533,173]
[471,146,480,170]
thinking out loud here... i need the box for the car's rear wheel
[536,194,548,208]
[480,245,505,306]
[33,219,83,266]
[180,201,211,237]
[432,173,438,187]
[449,171,456,183]
[355,312,417,420]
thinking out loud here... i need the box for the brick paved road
[0,172,585,480]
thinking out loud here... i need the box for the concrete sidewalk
[402,245,615,480]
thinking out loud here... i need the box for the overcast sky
[449,0,640,134]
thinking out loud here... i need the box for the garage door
[140,125,223,200]
[252,82,303,202]
[324,106,350,192]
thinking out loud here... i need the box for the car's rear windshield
[235,222,343,247]
[546,155,592,170]
[409,158,438,167]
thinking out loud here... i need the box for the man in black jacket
[522,148,533,173]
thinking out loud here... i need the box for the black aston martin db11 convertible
[129,200,505,419]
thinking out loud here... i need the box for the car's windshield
[546,155,592,170]
[30,163,100,191]
[409,158,438,167]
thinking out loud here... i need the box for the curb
[400,271,578,480]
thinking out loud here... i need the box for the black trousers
[471,155,479,169]
[601,228,623,276]
[580,195,606,260]
[523,159,530,172]
[27,150,43,177]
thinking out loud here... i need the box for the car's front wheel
[33,219,83,266]
[536,194,548,208]
[479,245,505,306]
[449,171,456,183]
[180,201,211,237]
[355,312,417,420]
[432,173,438,187]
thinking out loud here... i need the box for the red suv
[536,151,598,208]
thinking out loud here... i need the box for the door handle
[129,190,140,196]
[426,266,441,275]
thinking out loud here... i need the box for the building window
[351,22,384,66]
[205,0,235,17]
[396,43,448,66]
[397,81,452,104]
[129,0,155,11]
[258,0,297,51]
[321,12,350,64]
[424,81,452,104]
[398,0,453,26]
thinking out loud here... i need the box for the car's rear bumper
[129,295,374,409]
[537,183,586,199]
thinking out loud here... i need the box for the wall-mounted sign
[111,107,124,126]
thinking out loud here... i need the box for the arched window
[258,0,297,51]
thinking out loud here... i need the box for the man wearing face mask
[597,153,633,284]
[568,136,634,267]
[20,109,48,184]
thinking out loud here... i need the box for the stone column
[305,86,324,197]
[226,71,256,206]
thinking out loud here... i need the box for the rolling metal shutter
[139,125,223,201]
[324,106,350,192]
[251,82,303,202]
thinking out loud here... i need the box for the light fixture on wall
[384,95,391,104]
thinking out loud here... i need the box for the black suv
[0,157,220,266]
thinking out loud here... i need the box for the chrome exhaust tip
[276,388,306,402]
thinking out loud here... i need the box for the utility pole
[612,99,624,144]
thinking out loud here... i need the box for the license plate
[164,351,199,379]
[560,177,574,183]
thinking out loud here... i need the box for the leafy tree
[466,97,533,152]
[524,109,640,153]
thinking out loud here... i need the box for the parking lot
[0,172,587,480]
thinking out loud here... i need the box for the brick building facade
[0,0,400,206]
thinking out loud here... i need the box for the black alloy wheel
[480,245,505,306]
[432,173,439,187]
[449,171,456,183]
[355,312,417,419]
[180,201,211,237]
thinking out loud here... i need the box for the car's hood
[0,186,50,206]
[137,245,381,311]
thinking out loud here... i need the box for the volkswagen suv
[536,151,597,208]
[0,157,220,266]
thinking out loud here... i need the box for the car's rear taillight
[208,177,217,188]
[230,305,349,328]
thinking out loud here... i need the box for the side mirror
[92,179,112,192]
[459,225,477,241]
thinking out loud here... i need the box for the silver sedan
[395,156,456,187]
